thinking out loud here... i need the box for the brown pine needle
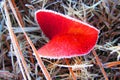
[92,49,108,80]
[104,61,120,68]
[65,59,77,80]
[4,2,31,80]
[11,0,25,27]
[7,0,52,80]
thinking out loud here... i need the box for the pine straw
[0,0,120,80]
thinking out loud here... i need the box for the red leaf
[35,10,99,59]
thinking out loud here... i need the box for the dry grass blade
[0,70,15,79]
[7,0,51,80]
[92,49,108,80]
[13,27,40,33]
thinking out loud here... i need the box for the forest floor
[0,0,120,80]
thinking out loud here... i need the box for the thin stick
[92,49,108,80]
[7,0,52,80]
[65,59,77,80]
